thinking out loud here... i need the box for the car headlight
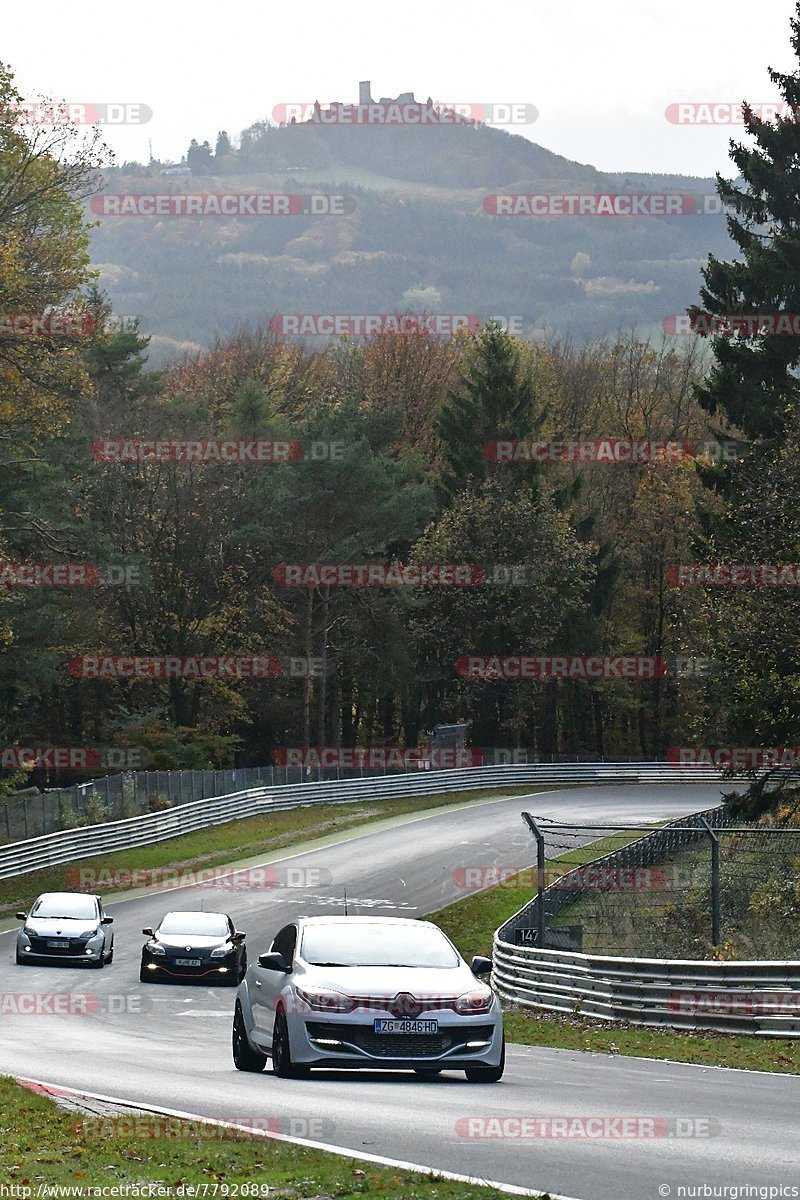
[454,990,494,1015]
[147,941,166,956]
[295,986,356,1013]
[210,945,231,958]
[80,930,102,942]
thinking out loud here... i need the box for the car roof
[159,910,230,918]
[295,916,437,929]
[36,892,99,902]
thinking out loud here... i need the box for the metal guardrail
[1,753,728,845]
[493,806,800,1037]
[492,940,800,1037]
[0,761,725,880]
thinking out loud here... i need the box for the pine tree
[692,1,800,441]
[434,322,544,502]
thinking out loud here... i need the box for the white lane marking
[294,894,417,909]
[176,1010,232,1017]
[15,1074,583,1200]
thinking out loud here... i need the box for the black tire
[414,1068,442,1079]
[139,964,151,983]
[106,944,114,964]
[465,1038,505,1083]
[91,951,105,970]
[272,1010,310,1078]
[15,949,30,965]
[233,1003,267,1073]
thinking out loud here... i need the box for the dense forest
[4,9,800,793]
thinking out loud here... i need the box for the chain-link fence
[500,809,800,961]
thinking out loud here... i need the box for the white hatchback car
[232,915,504,1081]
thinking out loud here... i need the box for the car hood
[155,934,229,950]
[299,963,481,999]
[25,918,98,937]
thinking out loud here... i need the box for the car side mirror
[231,931,246,942]
[470,955,493,976]
[258,951,291,973]
[142,927,154,937]
[101,916,113,925]
[15,913,26,921]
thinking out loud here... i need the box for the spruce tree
[434,321,543,502]
[692,1,800,441]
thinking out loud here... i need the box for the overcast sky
[3,0,798,177]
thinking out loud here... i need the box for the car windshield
[158,912,229,937]
[301,923,459,968]
[32,895,97,920]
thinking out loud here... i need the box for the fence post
[700,817,721,948]
[522,812,547,949]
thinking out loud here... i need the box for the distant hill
[90,111,735,364]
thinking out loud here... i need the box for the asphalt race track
[1,784,798,1200]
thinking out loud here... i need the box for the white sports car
[232,915,505,1081]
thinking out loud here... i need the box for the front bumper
[141,953,237,980]
[288,1014,503,1068]
[18,935,103,963]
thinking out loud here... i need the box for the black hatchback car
[140,910,246,984]
[16,892,114,967]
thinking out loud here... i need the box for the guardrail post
[700,816,721,948]
[522,812,547,948]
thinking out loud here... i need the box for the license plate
[175,957,202,967]
[373,1019,438,1034]
[47,940,69,949]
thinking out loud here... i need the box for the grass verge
[0,1077,524,1198]
[500,1009,800,1073]
[426,837,800,1075]
[0,785,553,921]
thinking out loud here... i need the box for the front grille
[306,1022,495,1059]
[28,938,87,956]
